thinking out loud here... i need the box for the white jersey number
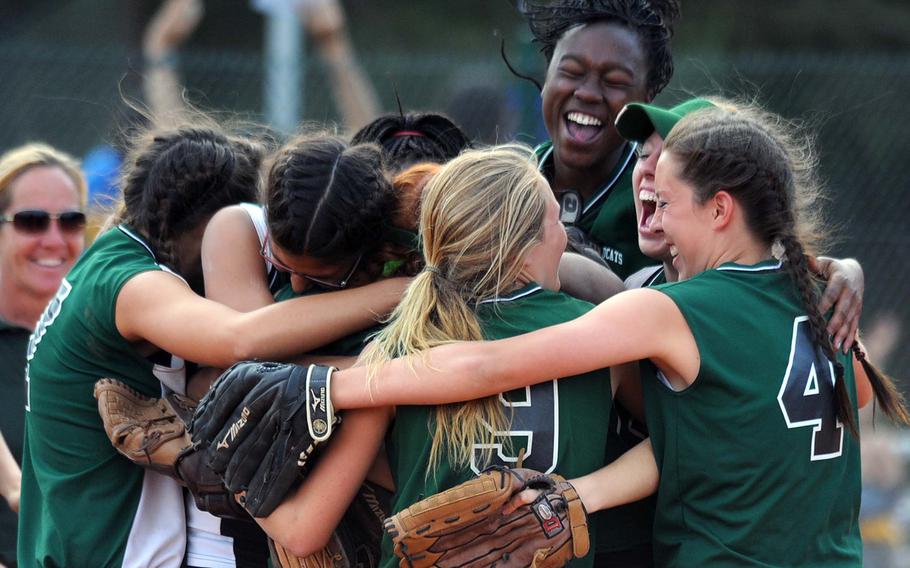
[25,279,72,411]
[777,316,844,461]
[470,381,559,474]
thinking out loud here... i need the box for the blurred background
[0,0,907,565]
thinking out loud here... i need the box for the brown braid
[264,135,395,269]
[852,343,910,425]
[118,125,263,271]
[663,105,864,433]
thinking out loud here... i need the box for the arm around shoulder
[332,288,692,409]
[115,270,407,368]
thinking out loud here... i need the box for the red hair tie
[392,130,425,138]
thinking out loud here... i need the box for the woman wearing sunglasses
[0,143,87,568]
[16,122,409,568]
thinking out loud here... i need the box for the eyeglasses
[0,209,86,235]
[260,233,363,289]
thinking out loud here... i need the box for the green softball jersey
[643,259,862,567]
[19,225,187,567]
[535,141,652,280]
[383,284,613,568]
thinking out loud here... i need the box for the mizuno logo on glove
[217,406,250,450]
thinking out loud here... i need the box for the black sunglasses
[0,209,87,235]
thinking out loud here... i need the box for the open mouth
[564,111,604,143]
[638,188,657,232]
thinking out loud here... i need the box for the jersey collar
[117,224,157,260]
[117,224,189,284]
[716,258,784,273]
[537,141,638,216]
[477,283,544,305]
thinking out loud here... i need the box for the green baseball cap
[615,97,716,143]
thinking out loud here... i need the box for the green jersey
[19,225,187,567]
[384,284,613,568]
[535,141,651,279]
[644,260,862,567]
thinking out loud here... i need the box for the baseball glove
[268,481,392,568]
[384,467,589,568]
[190,362,341,518]
[94,378,248,519]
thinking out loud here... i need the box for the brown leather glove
[94,378,247,519]
[384,467,589,568]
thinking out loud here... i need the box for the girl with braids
[18,124,407,567]
[199,135,446,377]
[618,97,867,351]
[350,111,471,172]
[322,105,908,566]
[251,145,622,568]
[192,135,423,568]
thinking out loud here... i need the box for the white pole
[258,0,303,133]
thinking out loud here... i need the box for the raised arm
[142,0,203,125]
[331,288,696,409]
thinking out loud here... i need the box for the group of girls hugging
[16,1,909,567]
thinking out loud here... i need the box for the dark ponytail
[350,112,471,172]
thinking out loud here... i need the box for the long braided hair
[519,0,681,98]
[117,124,263,277]
[663,105,908,429]
[264,135,395,281]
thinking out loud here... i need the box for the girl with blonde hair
[322,104,907,566]
[251,145,623,568]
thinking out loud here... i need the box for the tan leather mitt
[384,467,589,568]
[94,378,194,476]
[94,377,248,519]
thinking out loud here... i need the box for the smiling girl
[325,104,907,566]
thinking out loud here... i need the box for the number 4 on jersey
[777,316,844,461]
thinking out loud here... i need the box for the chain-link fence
[2,43,906,371]
[1,35,910,566]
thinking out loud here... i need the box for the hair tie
[393,130,426,138]
[424,265,443,276]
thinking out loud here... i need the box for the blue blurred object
[82,145,121,207]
